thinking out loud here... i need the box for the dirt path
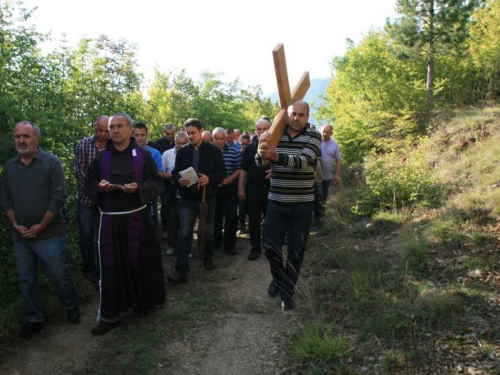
[0,233,305,375]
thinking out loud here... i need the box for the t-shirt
[321,139,341,181]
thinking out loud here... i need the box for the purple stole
[101,146,144,269]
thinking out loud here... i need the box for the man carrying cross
[257,101,321,311]
[255,44,319,311]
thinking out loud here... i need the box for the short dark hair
[241,134,250,141]
[133,122,148,133]
[291,100,310,115]
[183,118,203,131]
[226,128,234,135]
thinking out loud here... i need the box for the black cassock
[86,138,165,320]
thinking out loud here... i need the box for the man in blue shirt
[213,127,241,255]
[132,122,163,228]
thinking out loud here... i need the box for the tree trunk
[426,0,435,125]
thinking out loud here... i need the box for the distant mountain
[265,78,331,126]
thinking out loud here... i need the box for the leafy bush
[353,150,442,215]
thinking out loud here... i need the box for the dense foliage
[0,0,277,339]
[318,0,496,164]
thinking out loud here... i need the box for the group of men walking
[1,100,341,338]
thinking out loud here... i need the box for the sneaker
[19,321,44,338]
[165,247,175,255]
[91,320,121,336]
[204,260,215,271]
[281,296,296,311]
[167,272,187,284]
[268,281,281,297]
[67,305,80,324]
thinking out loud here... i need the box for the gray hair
[94,115,109,126]
[110,112,133,127]
[15,121,41,138]
[164,123,175,131]
[255,118,271,129]
[176,131,188,140]
[213,127,226,136]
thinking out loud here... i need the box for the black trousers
[247,184,268,253]
[214,184,238,251]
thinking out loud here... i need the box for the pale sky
[23,0,397,94]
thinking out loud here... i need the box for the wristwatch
[13,223,19,229]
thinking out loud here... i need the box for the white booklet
[179,167,199,187]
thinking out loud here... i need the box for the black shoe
[91,320,121,336]
[248,252,260,261]
[167,272,187,284]
[281,296,296,311]
[204,260,215,271]
[67,305,80,324]
[19,321,44,338]
[268,281,281,297]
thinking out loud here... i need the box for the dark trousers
[239,199,248,228]
[313,182,325,221]
[77,201,98,276]
[247,184,268,253]
[321,179,332,203]
[176,198,216,275]
[214,184,238,251]
[262,200,313,299]
[161,187,178,249]
[160,185,175,230]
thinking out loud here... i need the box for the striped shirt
[75,136,104,207]
[256,126,321,203]
[221,144,242,178]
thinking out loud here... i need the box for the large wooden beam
[266,71,310,151]
[272,44,291,109]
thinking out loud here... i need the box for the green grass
[160,294,226,322]
[401,230,429,277]
[290,323,351,362]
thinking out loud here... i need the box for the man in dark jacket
[168,118,226,284]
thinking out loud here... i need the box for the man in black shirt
[156,123,176,154]
[238,118,270,261]
[168,118,225,284]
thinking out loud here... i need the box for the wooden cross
[265,44,310,151]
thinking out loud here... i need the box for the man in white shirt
[161,131,188,254]
[320,124,341,205]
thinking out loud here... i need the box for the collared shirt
[321,139,341,181]
[162,147,177,175]
[146,145,164,172]
[221,143,242,178]
[256,125,321,203]
[1,149,67,241]
[75,136,104,207]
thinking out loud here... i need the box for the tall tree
[387,0,479,121]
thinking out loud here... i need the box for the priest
[86,112,166,335]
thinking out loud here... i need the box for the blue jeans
[176,198,216,275]
[14,234,79,322]
[77,201,98,276]
[262,200,313,299]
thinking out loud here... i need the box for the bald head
[322,124,333,141]
[94,115,110,143]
